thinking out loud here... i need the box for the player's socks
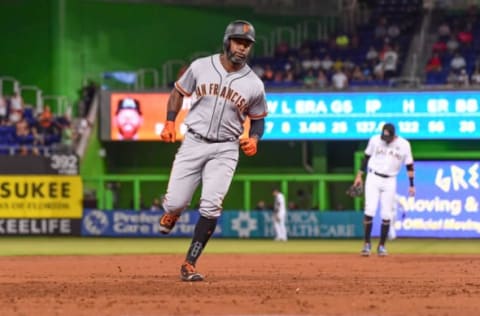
[379,219,391,246]
[185,216,218,264]
[363,215,373,244]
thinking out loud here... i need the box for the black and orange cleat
[180,261,204,282]
[159,213,180,234]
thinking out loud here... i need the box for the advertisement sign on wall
[0,176,83,218]
[0,218,81,236]
[372,160,480,238]
[81,209,363,238]
[82,209,222,237]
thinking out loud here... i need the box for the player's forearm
[406,164,414,187]
[166,88,184,121]
[249,118,264,139]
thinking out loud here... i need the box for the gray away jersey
[175,53,268,140]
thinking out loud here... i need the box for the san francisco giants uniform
[364,134,413,220]
[163,53,268,219]
[273,189,287,241]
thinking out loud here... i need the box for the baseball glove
[346,184,363,198]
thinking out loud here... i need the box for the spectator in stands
[446,35,459,53]
[320,54,334,72]
[35,105,60,140]
[450,52,466,71]
[287,201,298,210]
[9,92,24,124]
[252,64,265,78]
[351,65,366,81]
[362,62,374,81]
[333,58,344,72]
[457,69,470,87]
[335,32,349,50]
[373,58,385,81]
[273,70,284,84]
[0,96,7,125]
[382,46,399,80]
[432,39,447,54]
[331,68,349,90]
[374,16,388,39]
[301,55,314,72]
[446,70,459,86]
[150,197,163,211]
[15,117,30,138]
[303,69,317,89]
[310,55,321,72]
[317,69,329,88]
[53,119,75,154]
[350,32,359,49]
[284,69,296,84]
[254,200,267,211]
[457,24,473,48]
[471,67,480,85]
[437,21,451,41]
[262,64,274,82]
[343,57,355,74]
[275,41,290,58]
[425,52,443,72]
[366,45,378,62]
[387,22,400,40]
[79,80,98,117]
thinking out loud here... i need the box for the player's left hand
[240,137,258,156]
[408,186,415,196]
[160,121,176,143]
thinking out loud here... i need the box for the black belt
[188,129,236,143]
[370,169,391,178]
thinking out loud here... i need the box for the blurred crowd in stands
[425,4,480,85]
[248,0,423,89]
[169,0,476,89]
[0,80,97,157]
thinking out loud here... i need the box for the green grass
[0,237,479,256]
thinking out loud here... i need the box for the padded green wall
[0,0,54,102]
[0,0,316,102]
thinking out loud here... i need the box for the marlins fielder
[353,123,415,257]
[158,20,268,281]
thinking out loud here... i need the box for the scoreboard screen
[100,90,480,141]
[264,91,479,140]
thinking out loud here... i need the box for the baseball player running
[353,123,415,257]
[158,20,268,281]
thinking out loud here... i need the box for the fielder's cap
[381,123,396,142]
[116,97,141,114]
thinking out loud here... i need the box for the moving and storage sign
[0,176,83,219]
[372,160,480,238]
[82,209,363,238]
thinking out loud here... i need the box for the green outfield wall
[0,0,329,105]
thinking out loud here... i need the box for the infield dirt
[0,253,479,315]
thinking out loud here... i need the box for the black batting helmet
[223,20,256,54]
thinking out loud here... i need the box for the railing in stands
[19,85,43,113]
[0,76,20,97]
